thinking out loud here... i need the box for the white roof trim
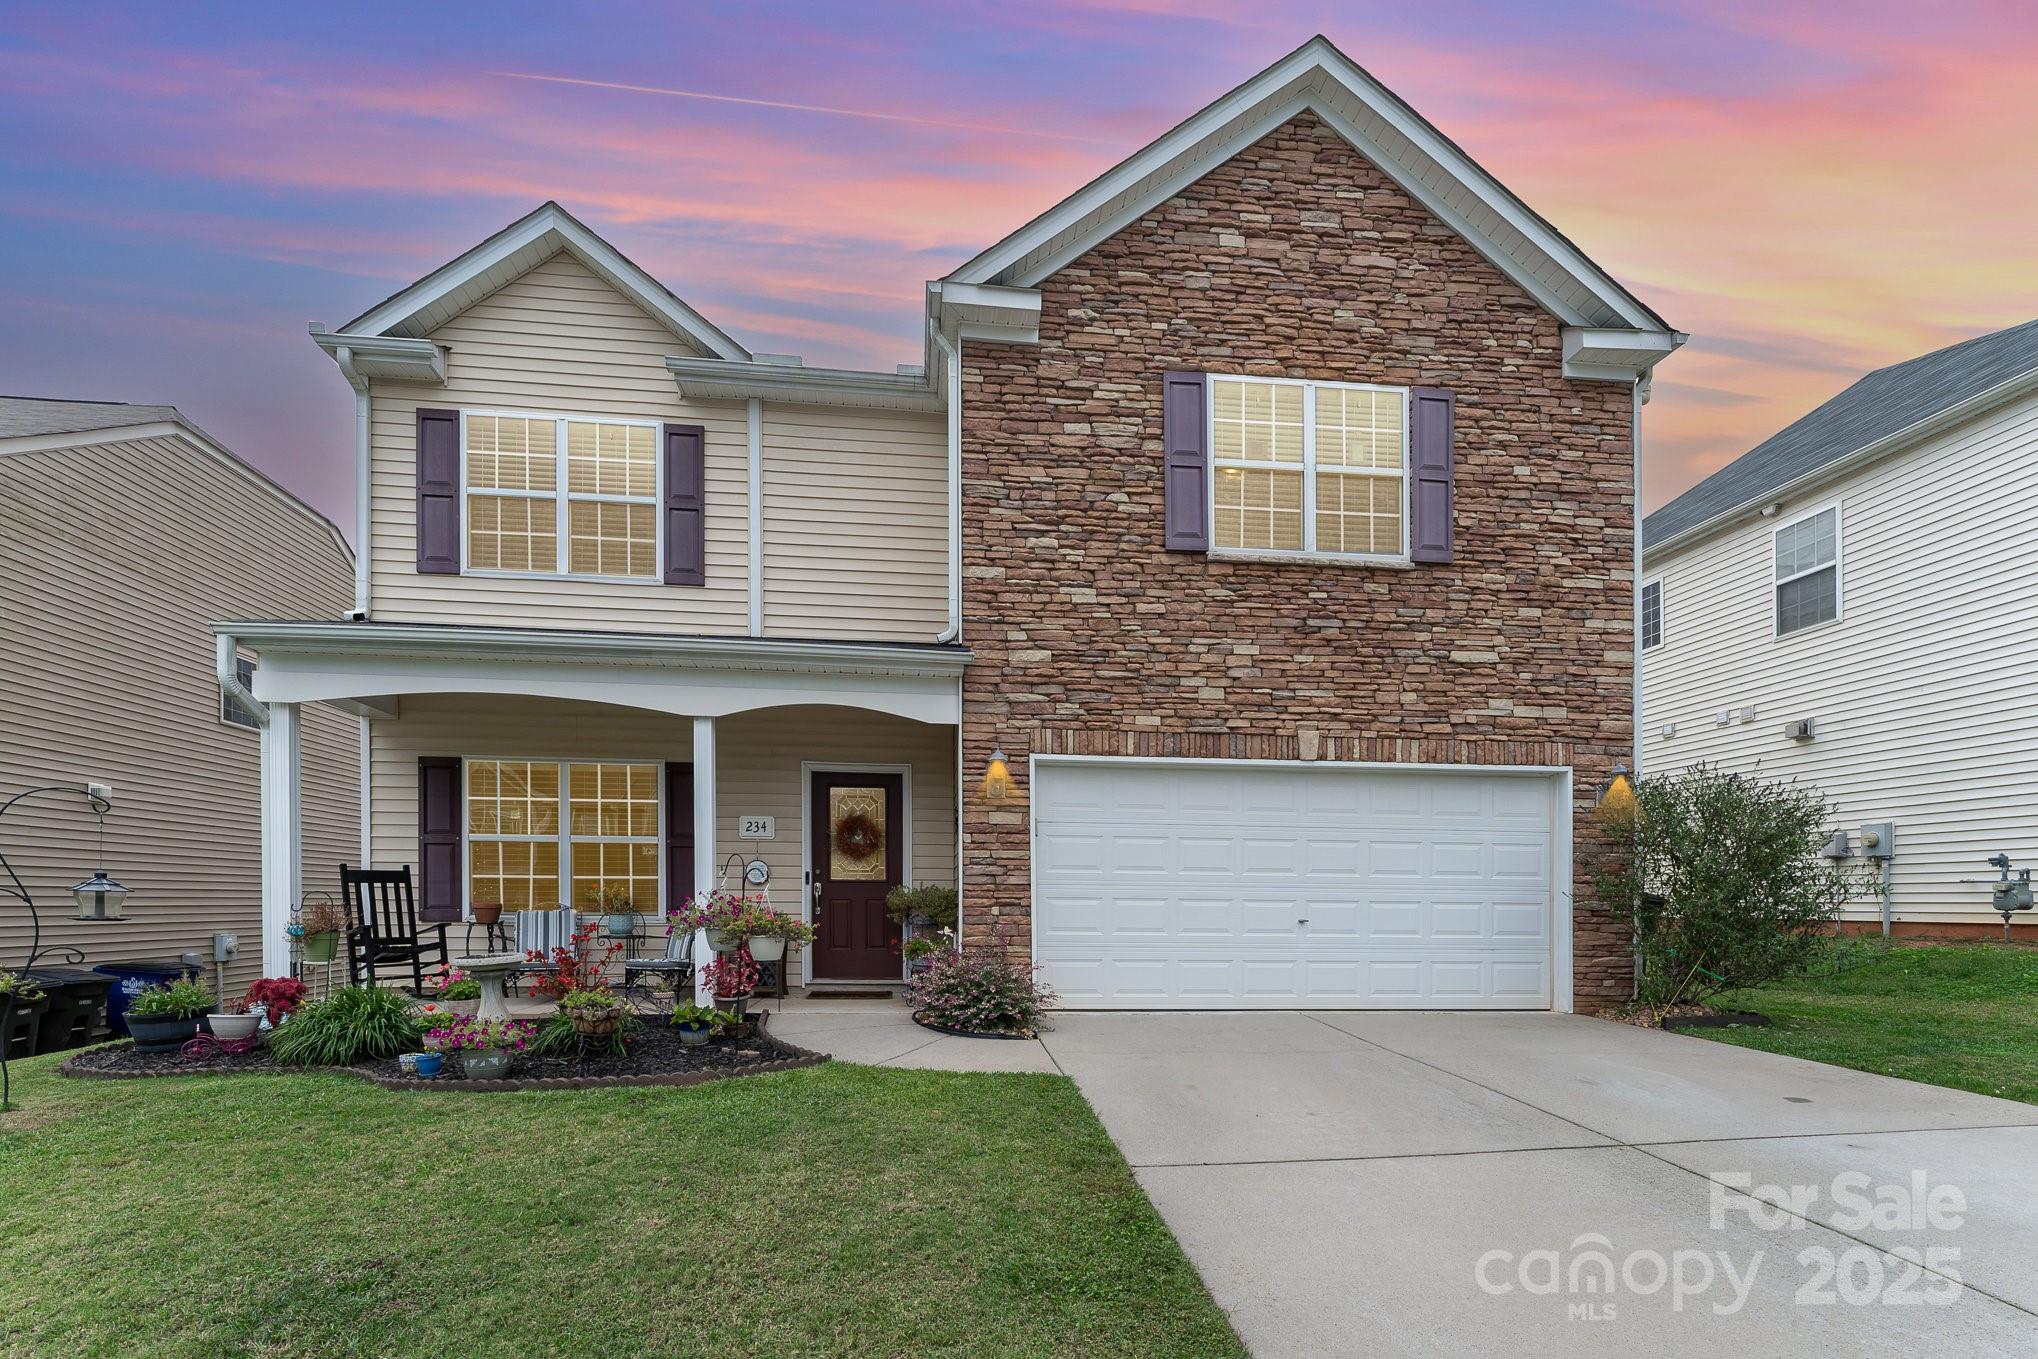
[944,36,1670,337]
[212,621,970,725]
[339,202,748,360]
[667,356,943,412]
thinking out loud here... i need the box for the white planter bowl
[207,1013,261,1042]
[747,935,787,963]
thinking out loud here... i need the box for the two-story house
[1642,318,2038,938]
[224,37,1680,1010]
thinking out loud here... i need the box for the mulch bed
[1610,1003,1771,1030]
[910,1011,1038,1041]
[60,1016,827,1092]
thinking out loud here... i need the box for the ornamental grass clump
[907,949,1055,1035]
[269,986,424,1065]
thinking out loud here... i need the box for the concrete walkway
[1037,1011,2038,1358]
[759,995,1058,1073]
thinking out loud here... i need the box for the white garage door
[1032,760,1564,1010]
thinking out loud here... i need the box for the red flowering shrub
[523,920,622,1004]
[244,976,308,1022]
[907,950,1055,1035]
[699,947,760,1001]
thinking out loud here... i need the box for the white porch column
[260,700,303,976]
[692,715,716,1005]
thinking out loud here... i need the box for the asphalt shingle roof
[0,396,181,439]
[1644,318,2038,551]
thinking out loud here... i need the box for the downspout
[216,634,267,730]
[929,321,962,644]
[334,346,372,617]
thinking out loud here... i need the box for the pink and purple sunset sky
[3,1,2033,533]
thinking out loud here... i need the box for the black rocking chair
[340,864,449,993]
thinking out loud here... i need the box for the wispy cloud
[491,71,1125,146]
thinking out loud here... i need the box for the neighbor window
[221,656,259,729]
[464,413,658,578]
[1209,376,1407,558]
[1772,506,1839,635]
[466,759,660,915]
[1640,580,1663,651]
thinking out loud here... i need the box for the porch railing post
[692,715,716,1007]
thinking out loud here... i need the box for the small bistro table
[450,952,524,1023]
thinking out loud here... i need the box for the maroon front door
[809,771,904,980]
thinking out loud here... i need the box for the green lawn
[1699,942,2038,1105]
[0,1057,1240,1359]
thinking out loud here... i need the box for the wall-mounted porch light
[1596,763,1638,821]
[981,746,1014,802]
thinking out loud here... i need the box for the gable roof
[1644,318,2038,553]
[0,396,351,559]
[0,395,181,438]
[945,35,1672,336]
[340,201,748,360]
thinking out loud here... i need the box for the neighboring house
[0,397,359,993]
[1641,318,2038,937]
[234,36,1680,1010]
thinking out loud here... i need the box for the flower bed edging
[910,1011,1036,1041]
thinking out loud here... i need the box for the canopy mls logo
[1475,1170,1968,1320]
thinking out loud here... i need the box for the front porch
[214,621,967,991]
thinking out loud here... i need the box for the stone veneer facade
[956,113,1637,1010]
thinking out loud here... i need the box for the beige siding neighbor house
[238,37,1680,1010]
[0,398,359,994]
[1641,319,2038,937]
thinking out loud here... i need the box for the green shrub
[269,986,424,1065]
[885,884,958,929]
[1596,764,1862,1009]
[127,977,212,1020]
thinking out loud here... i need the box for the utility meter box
[1857,823,1896,860]
[213,932,239,962]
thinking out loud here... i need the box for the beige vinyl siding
[760,405,948,640]
[366,251,750,633]
[367,695,955,967]
[0,434,358,996]
[1640,387,2038,926]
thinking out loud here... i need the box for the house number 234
[738,815,775,840]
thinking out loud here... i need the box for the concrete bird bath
[450,952,524,1022]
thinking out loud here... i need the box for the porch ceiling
[212,620,970,725]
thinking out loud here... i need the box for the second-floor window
[221,656,259,729]
[464,412,659,580]
[1773,505,1839,636]
[1209,375,1409,560]
[1640,579,1663,650]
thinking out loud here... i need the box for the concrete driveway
[1040,1011,2038,1358]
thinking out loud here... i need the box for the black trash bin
[2,992,48,1059]
[23,968,113,1051]
[94,960,196,1036]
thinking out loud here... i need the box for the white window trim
[460,756,666,922]
[1770,502,1842,639]
[1205,374,1411,565]
[458,407,663,585]
[1639,576,1664,652]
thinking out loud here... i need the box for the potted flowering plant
[903,927,955,977]
[669,1004,735,1047]
[698,948,761,1016]
[428,1014,534,1078]
[737,905,815,963]
[425,964,481,1015]
[244,976,307,1028]
[125,977,213,1052]
[668,889,752,954]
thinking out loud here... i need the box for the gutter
[216,634,268,730]
[929,321,963,643]
[1642,364,2038,566]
